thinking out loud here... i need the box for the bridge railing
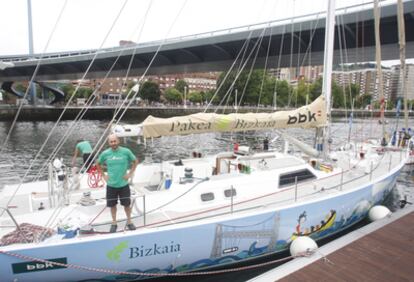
[0,0,396,63]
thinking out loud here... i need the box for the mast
[321,0,336,157]
[397,0,408,130]
[374,0,385,138]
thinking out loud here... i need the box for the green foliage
[0,90,11,102]
[126,81,137,96]
[188,91,203,103]
[309,78,322,101]
[274,80,290,107]
[175,80,188,94]
[331,80,344,108]
[140,81,161,102]
[77,87,93,99]
[164,88,182,103]
[217,70,271,106]
[14,83,27,94]
[203,90,220,105]
[292,79,309,106]
[61,84,75,102]
[355,94,371,109]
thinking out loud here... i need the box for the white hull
[0,147,407,281]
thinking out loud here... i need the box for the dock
[249,206,414,282]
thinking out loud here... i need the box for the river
[0,117,413,281]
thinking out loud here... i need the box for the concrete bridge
[0,1,414,82]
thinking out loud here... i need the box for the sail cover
[141,95,326,138]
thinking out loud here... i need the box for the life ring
[87,165,104,188]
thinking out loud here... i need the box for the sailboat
[0,1,411,281]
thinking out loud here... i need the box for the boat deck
[0,148,406,237]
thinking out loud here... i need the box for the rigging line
[255,0,280,113]
[213,29,266,113]
[273,24,286,109]
[287,0,296,108]
[66,0,155,180]
[256,23,274,113]
[73,0,190,176]
[337,13,348,119]
[37,1,152,179]
[56,0,160,192]
[340,12,354,122]
[107,0,189,131]
[298,13,321,76]
[204,35,254,112]
[67,0,155,179]
[205,36,252,113]
[0,0,69,155]
[294,21,302,108]
[216,29,267,113]
[34,0,155,182]
[216,0,276,113]
[236,33,266,112]
[1,0,130,217]
[237,37,264,110]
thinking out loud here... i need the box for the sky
[0,0,383,56]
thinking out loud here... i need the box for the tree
[273,80,290,107]
[355,94,371,109]
[188,91,203,103]
[216,69,274,106]
[203,90,220,105]
[164,87,182,104]
[331,81,344,108]
[309,78,322,101]
[140,81,161,102]
[61,84,75,102]
[293,79,308,106]
[77,87,93,99]
[175,80,188,94]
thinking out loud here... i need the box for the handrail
[119,147,407,229]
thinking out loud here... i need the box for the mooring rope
[0,249,315,277]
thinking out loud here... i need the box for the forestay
[140,95,326,138]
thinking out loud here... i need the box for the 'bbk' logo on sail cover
[107,241,181,262]
[286,110,320,125]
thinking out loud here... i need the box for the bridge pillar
[28,82,36,105]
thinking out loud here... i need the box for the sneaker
[127,223,136,231]
[109,224,117,233]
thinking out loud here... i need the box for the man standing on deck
[72,139,94,171]
[96,134,139,233]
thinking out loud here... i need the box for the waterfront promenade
[0,104,410,121]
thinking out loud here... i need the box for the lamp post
[234,88,238,110]
[184,86,187,109]
[27,0,36,105]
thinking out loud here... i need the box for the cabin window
[224,188,237,198]
[201,192,215,202]
[279,169,315,187]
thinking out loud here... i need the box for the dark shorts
[106,185,131,207]
[83,153,94,170]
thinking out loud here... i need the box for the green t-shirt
[98,146,136,188]
[76,141,93,155]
